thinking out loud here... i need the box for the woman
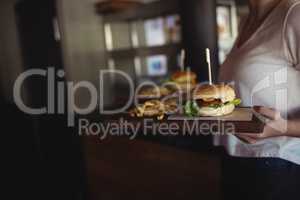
[215,0,300,199]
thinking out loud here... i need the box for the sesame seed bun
[171,71,197,83]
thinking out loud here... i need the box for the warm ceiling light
[95,0,143,14]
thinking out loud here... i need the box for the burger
[184,84,241,117]
[165,71,197,92]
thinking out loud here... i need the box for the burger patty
[196,99,223,107]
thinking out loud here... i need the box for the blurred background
[0,0,249,108]
[1,0,249,200]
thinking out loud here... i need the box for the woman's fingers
[235,134,259,144]
[253,106,281,120]
[235,125,285,143]
[232,107,286,143]
[265,120,288,135]
[236,133,261,138]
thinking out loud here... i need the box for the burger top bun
[171,71,197,83]
[193,84,236,103]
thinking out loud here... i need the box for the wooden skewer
[206,48,213,85]
[180,49,185,72]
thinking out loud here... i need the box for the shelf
[101,0,180,23]
[107,43,182,59]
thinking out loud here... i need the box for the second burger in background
[165,70,197,92]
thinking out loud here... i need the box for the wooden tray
[100,107,265,136]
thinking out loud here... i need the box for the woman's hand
[235,106,288,144]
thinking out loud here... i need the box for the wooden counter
[83,136,221,200]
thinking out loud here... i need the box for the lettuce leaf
[184,101,200,117]
[225,98,242,106]
[184,98,242,117]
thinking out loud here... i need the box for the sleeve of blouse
[284,2,300,70]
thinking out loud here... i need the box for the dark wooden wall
[181,0,219,82]
[57,0,113,108]
[6,1,87,200]
[0,0,25,102]
[15,0,63,108]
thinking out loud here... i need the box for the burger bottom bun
[198,104,235,117]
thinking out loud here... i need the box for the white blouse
[214,0,300,164]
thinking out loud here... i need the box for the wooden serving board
[168,107,253,121]
[168,107,265,134]
[100,107,265,135]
